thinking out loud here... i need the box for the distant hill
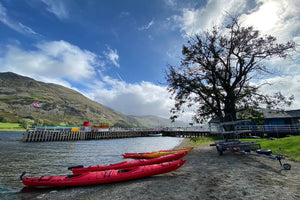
[0,72,186,128]
[130,115,188,128]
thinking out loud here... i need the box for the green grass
[0,122,25,131]
[189,137,216,146]
[241,136,300,162]
[189,136,300,162]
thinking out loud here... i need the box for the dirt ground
[22,139,300,200]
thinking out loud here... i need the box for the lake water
[0,131,183,200]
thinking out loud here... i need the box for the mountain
[0,72,185,128]
[130,115,188,128]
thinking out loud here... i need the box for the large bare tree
[166,17,295,124]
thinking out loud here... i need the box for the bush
[2,117,10,123]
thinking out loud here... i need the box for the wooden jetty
[22,129,212,142]
[23,130,151,142]
[22,127,299,142]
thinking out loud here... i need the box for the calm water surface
[0,131,183,200]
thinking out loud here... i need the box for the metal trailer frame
[209,121,291,170]
[211,139,291,170]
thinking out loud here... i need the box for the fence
[236,124,299,133]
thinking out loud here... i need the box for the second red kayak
[70,151,187,175]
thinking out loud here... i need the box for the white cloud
[103,47,120,68]
[41,0,69,20]
[0,3,39,37]
[0,40,98,86]
[239,0,300,109]
[259,75,300,110]
[84,76,173,118]
[120,11,130,18]
[138,20,154,31]
[172,0,300,43]
[82,75,197,123]
[172,0,247,35]
[165,0,177,8]
[240,0,300,43]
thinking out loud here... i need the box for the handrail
[235,124,300,132]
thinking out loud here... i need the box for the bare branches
[165,17,295,123]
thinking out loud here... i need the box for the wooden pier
[22,128,299,142]
[22,130,152,142]
[22,129,213,142]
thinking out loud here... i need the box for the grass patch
[241,136,300,162]
[189,137,216,146]
[0,122,25,131]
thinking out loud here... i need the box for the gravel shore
[20,138,300,200]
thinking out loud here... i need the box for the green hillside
[0,72,154,128]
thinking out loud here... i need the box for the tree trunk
[223,97,237,131]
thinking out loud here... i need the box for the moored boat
[70,151,187,175]
[122,147,193,159]
[21,159,186,187]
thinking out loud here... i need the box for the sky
[0,0,299,124]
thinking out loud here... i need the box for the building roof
[208,109,300,124]
[286,109,300,118]
[261,109,290,119]
[262,109,300,119]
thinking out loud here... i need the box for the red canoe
[21,159,186,187]
[70,151,187,175]
[122,147,193,159]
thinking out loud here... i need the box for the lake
[0,131,183,200]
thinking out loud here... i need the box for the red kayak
[122,147,193,159]
[21,159,186,187]
[70,151,187,175]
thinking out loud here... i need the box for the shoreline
[20,138,300,200]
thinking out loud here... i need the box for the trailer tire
[216,145,223,156]
[283,163,291,170]
[216,146,223,156]
[218,150,223,155]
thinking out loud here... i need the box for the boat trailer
[210,140,291,170]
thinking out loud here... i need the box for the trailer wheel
[218,150,223,156]
[283,163,291,170]
[216,146,223,156]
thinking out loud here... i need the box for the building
[261,109,300,126]
[209,109,300,137]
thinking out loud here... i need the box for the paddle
[20,171,26,180]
